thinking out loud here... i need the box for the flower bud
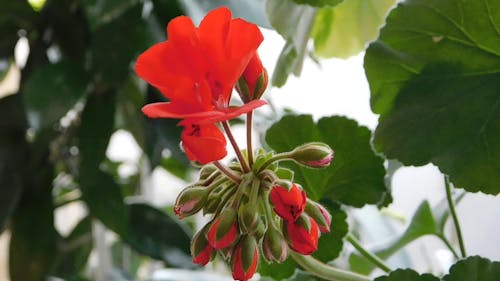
[207,208,239,249]
[270,182,306,222]
[199,164,217,181]
[290,142,333,168]
[236,53,268,103]
[238,202,265,237]
[231,235,259,281]
[262,226,287,263]
[305,199,332,233]
[191,225,214,265]
[174,186,207,219]
[284,214,319,255]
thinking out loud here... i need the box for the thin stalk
[346,234,392,273]
[246,112,254,167]
[222,121,250,173]
[436,234,460,259]
[290,252,371,281]
[445,175,467,257]
[213,161,241,184]
[256,152,292,173]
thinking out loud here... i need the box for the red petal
[142,102,224,120]
[181,123,227,164]
[193,99,267,125]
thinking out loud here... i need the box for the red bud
[207,208,239,249]
[284,215,319,255]
[231,235,259,281]
[270,183,306,222]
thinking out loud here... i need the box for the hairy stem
[445,175,467,257]
[222,121,250,173]
[246,112,254,167]
[346,234,392,273]
[213,161,241,183]
[256,152,291,173]
[290,252,371,281]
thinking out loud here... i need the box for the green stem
[256,152,291,173]
[222,121,250,173]
[231,174,253,209]
[346,234,392,273]
[436,234,460,259]
[213,161,241,184]
[290,252,371,281]
[444,175,467,257]
[246,112,254,167]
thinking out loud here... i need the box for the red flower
[207,208,239,249]
[285,215,320,255]
[180,122,227,164]
[270,183,306,221]
[232,236,259,281]
[135,6,266,124]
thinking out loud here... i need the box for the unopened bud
[199,164,218,181]
[290,142,333,168]
[283,214,319,255]
[262,226,287,263]
[174,186,207,219]
[238,203,265,237]
[207,208,239,249]
[191,225,214,265]
[236,53,268,103]
[231,235,259,281]
[270,182,306,222]
[305,199,332,233]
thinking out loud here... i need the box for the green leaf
[24,60,89,131]
[375,269,439,281]
[82,0,140,30]
[0,95,27,233]
[349,201,437,274]
[125,203,193,267]
[9,164,57,281]
[54,216,93,278]
[364,0,500,194]
[259,256,298,280]
[443,256,500,281]
[78,90,129,235]
[292,0,343,8]
[265,115,388,207]
[311,0,396,58]
[266,0,316,87]
[89,3,154,85]
[285,270,321,281]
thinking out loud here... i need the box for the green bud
[262,226,287,263]
[305,199,332,233]
[238,203,265,237]
[290,142,333,168]
[174,186,207,219]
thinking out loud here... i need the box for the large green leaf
[265,115,388,207]
[311,0,396,58]
[0,95,27,233]
[9,163,57,281]
[266,0,317,87]
[125,203,192,267]
[443,256,500,281]
[89,3,154,85]
[24,60,89,131]
[364,0,500,194]
[375,269,439,281]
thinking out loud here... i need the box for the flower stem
[246,112,254,167]
[436,234,460,259]
[256,152,291,173]
[222,121,250,173]
[213,161,241,183]
[290,252,371,281]
[444,175,467,257]
[346,234,392,273]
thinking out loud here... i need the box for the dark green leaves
[364,0,500,194]
[375,269,439,281]
[443,256,500,281]
[266,115,388,207]
[292,0,343,7]
[24,61,89,131]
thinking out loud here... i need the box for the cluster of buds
[175,142,334,281]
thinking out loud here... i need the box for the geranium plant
[0,0,498,281]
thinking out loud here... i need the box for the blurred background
[1,0,499,280]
